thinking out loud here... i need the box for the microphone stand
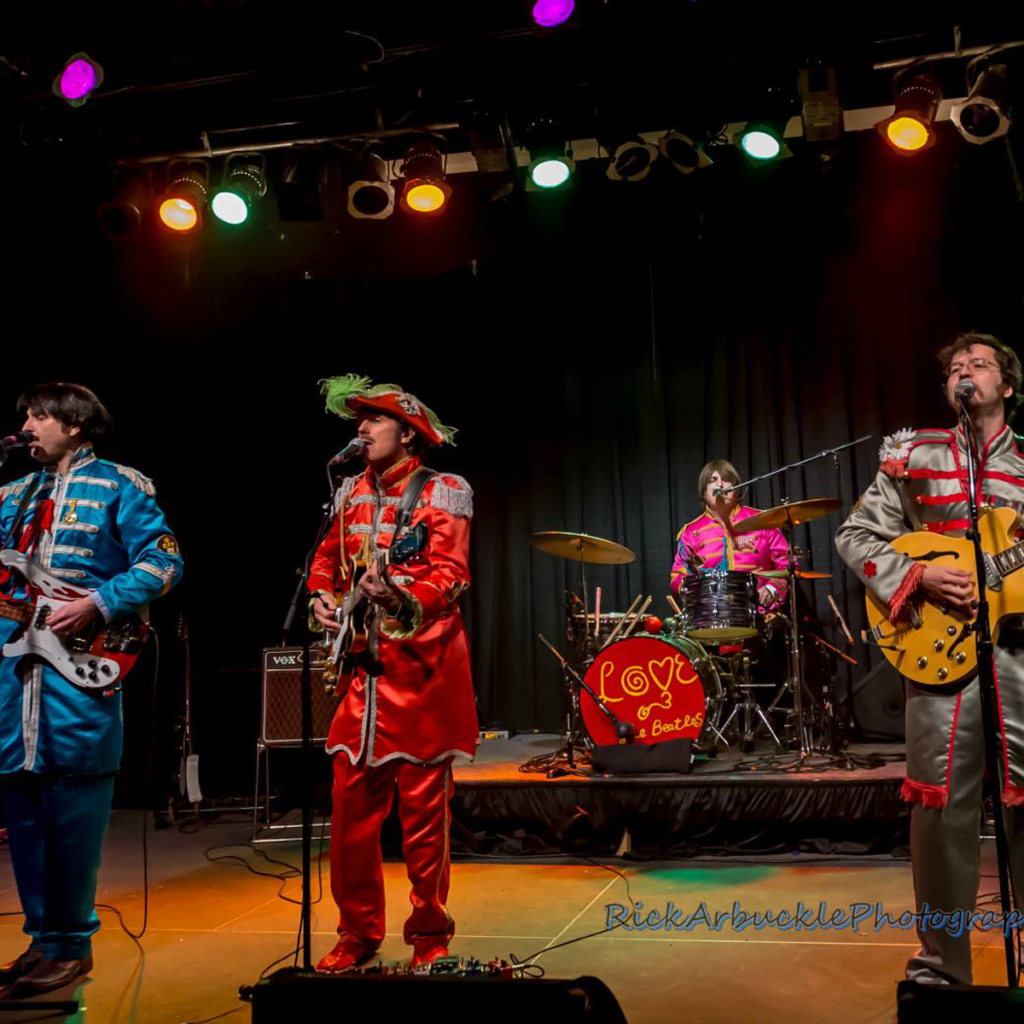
[280,459,342,970]
[956,395,1018,987]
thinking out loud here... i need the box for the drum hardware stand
[715,649,783,752]
[538,634,636,742]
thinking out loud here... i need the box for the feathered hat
[319,374,457,447]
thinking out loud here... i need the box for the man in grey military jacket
[836,331,1024,984]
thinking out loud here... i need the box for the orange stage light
[159,198,199,232]
[405,183,447,213]
[885,116,931,152]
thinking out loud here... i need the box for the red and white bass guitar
[0,548,148,688]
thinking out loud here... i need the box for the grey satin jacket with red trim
[835,424,1024,807]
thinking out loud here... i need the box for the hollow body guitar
[325,522,428,687]
[864,507,1024,686]
[0,548,148,688]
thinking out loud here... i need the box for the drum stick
[807,632,858,666]
[601,594,642,649]
[622,596,653,638]
[666,594,683,617]
[594,586,602,638]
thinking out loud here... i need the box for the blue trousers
[2,772,115,960]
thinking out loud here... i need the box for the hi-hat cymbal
[732,498,842,534]
[531,531,636,564]
[758,569,833,580]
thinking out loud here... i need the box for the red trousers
[330,754,455,948]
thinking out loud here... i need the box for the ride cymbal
[531,531,636,564]
[732,498,842,533]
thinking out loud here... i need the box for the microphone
[0,431,36,451]
[955,380,976,401]
[328,438,368,468]
[827,594,855,645]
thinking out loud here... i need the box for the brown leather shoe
[0,948,43,984]
[315,940,378,973]
[12,955,93,995]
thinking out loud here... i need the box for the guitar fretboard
[993,542,1024,577]
[0,598,31,626]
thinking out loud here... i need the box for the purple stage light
[533,0,574,28]
[60,58,97,101]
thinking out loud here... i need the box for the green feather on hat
[319,374,458,445]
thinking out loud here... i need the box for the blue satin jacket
[0,445,183,774]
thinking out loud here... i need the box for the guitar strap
[0,470,45,553]
[395,467,436,536]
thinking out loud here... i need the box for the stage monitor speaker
[261,647,338,746]
[250,968,628,1023]
[852,656,906,740]
[897,978,1024,1019]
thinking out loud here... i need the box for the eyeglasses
[945,357,1000,378]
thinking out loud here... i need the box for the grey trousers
[905,650,1024,984]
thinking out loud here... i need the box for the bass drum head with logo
[581,633,723,748]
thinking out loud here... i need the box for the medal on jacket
[63,500,78,525]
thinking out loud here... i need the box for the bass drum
[581,633,723,749]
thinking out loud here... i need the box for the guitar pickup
[983,552,1003,591]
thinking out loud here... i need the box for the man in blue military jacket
[0,382,183,995]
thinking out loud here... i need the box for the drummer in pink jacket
[671,460,790,612]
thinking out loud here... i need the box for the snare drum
[581,633,723,748]
[681,570,758,641]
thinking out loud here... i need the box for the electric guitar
[863,506,1024,686]
[0,548,148,688]
[324,523,428,686]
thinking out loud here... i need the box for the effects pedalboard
[357,956,515,979]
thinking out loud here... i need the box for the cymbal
[531,531,636,564]
[758,569,833,580]
[732,498,842,534]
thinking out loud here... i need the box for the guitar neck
[0,598,31,627]
[993,541,1024,578]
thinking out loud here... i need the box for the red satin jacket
[309,455,478,766]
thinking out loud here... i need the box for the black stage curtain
[4,126,1024,798]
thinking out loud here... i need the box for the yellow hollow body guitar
[864,507,1024,686]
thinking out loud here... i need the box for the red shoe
[315,940,378,973]
[410,942,449,968]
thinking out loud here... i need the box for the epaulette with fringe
[430,474,473,518]
[333,475,358,513]
[878,428,952,479]
[113,463,156,496]
[0,475,34,504]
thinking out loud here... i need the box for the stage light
[278,151,326,221]
[53,52,104,107]
[211,154,267,226]
[951,62,1011,145]
[525,118,574,191]
[345,150,395,220]
[157,162,208,233]
[96,172,153,240]
[605,138,659,182]
[798,66,843,143]
[530,156,573,188]
[658,131,713,174]
[736,123,791,163]
[399,142,451,215]
[877,71,940,154]
[533,0,574,28]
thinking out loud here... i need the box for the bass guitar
[324,523,428,687]
[864,506,1024,686]
[0,548,148,688]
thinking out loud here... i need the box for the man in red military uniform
[309,375,477,972]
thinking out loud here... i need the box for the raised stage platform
[450,734,910,860]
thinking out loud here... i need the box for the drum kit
[531,496,856,773]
